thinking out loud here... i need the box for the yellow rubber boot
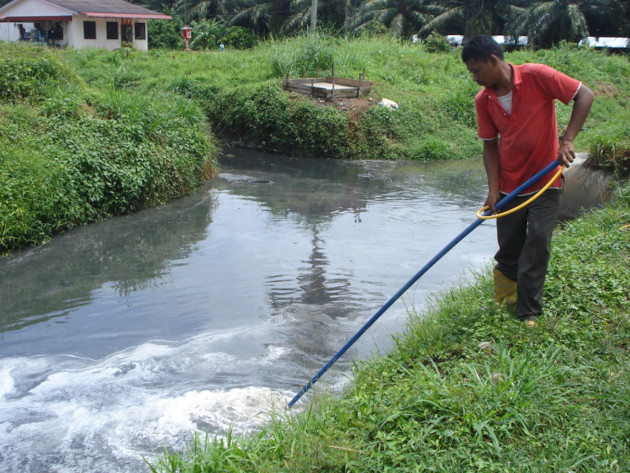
[493,269,517,307]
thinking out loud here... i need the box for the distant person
[461,35,593,327]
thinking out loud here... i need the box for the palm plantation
[351,0,444,38]
[124,0,630,47]
[506,0,627,48]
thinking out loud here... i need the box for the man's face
[465,56,498,88]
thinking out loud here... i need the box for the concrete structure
[0,0,171,50]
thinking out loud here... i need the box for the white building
[0,0,171,50]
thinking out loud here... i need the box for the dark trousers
[495,189,561,319]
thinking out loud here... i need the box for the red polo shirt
[475,63,581,194]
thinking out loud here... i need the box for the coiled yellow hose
[476,166,566,220]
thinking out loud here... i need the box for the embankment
[0,43,218,254]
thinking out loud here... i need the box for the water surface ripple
[1,149,509,472]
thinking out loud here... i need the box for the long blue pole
[288,160,561,407]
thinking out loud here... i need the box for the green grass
[148,183,630,472]
[62,35,630,163]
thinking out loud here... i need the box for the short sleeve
[530,64,581,105]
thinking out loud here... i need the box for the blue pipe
[288,160,561,407]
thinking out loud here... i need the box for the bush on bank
[0,43,218,254]
[149,183,630,473]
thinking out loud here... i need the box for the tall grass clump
[148,183,629,472]
[0,43,70,101]
[268,33,336,77]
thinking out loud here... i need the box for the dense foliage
[0,43,218,254]
[130,0,630,49]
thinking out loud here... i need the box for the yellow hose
[476,166,566,220]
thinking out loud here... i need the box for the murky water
[0,148,609,472]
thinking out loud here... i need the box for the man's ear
[487,55,500,67]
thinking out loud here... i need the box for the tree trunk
[310,0,317,35]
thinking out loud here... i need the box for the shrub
[422,32,452,54]
[223,26,257,50]
[290,100,351,159]
[0,56,64,101]
[148,15,185,50]
[190,19,225,51]
[0,44,218,254]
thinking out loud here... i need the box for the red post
[181,26,192,51]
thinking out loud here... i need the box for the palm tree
[174,0,226,23]
[281,0,352,35]
[506,0,626,48]
[418,0,523,39]
[282,0,318,34]
[351,0,444,38]
[222,0,292,35]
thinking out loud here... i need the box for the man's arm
[559,84,594,167]
[483,138,501,213]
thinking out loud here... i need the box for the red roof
[0,0,172,21]
[83,12,171,20]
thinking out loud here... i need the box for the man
[462,35,593,327]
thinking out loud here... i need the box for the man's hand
[485,189,501,214]
[558,139,576,167]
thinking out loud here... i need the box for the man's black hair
[462,35,504,63]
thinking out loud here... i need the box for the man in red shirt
[462,35,593,326]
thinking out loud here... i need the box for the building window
[135,22,146,40]
[83,21,96,40]
[106,22,118,40]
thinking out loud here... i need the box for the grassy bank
[2,38,628,254]
[149,182,629,472]
[64,36,630,163]
[0,43,218,254]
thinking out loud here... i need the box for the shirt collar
[510,63,523,88]
[483,63,521,98]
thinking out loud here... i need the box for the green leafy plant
[222,26,257,50]
[190,18,226,51]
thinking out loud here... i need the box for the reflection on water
[0,148,609,473]
[0,193,216,355]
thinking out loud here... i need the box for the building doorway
[121,23,132,44]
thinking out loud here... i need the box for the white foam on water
[0,363,15,398]
[0,327,294,473]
